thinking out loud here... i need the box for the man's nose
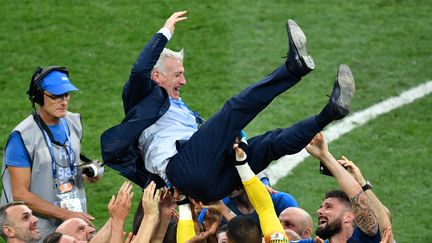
[179,74,186,85]
[32,215,38,223]
[316,207,323,216]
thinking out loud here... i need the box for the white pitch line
[266,80,432,184]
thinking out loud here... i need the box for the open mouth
[318,217,328,227]
[30,226,39,234]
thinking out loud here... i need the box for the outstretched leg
[247,64,356,172]
[167,20,315,202]
[316,64,355,127]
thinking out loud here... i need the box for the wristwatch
[361,181,373,192]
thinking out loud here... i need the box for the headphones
[27,66,69,106]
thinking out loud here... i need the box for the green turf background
[0,1,431,242]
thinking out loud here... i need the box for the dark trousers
[166,64,322,202]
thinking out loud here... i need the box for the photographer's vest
[0,112,86,240]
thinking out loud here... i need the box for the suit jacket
[100,33,169,188]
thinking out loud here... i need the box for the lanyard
[170,97,205,124]
[40,119,75,179]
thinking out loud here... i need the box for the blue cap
[40,71,79,95]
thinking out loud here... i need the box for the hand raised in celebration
[164,11,188,35]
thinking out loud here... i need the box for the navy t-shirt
[292,226,381,243]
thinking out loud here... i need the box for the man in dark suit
[101,11,355,202]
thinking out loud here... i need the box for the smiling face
[56,218,96,241]
[153,57,186,100]
[4,205,40,242]
[315,197,351,239]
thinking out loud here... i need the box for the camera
[82,160,104,178]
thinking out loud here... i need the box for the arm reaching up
[133,181,161,243]
[306,132,378,237]
[163,10,188,35]
[109,181,134,243]
[337,156,393,242]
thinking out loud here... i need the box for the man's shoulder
[349,226,381,243]
[12,114,35,132]
[290,239,318,243]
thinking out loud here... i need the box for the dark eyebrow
[22,212,30,219]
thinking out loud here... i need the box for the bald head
[56,218,95,241]
[279,207,313,239]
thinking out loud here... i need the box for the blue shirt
[138,97,198,184]
[292,226,381,243]
[5,119,68,167]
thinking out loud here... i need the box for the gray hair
[152,48,184,75]
[0,201,26,239]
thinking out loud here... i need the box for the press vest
[0,112,86,239]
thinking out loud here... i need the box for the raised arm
[108,181,134,243]
[122,11,187,113]
[337,156,393,242]
[199,200,236,222]
[306,132,378,236]
[150,188,177,243]
[133,181,161,243]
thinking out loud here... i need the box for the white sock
[235,163,255,182]
[178,204,193,220]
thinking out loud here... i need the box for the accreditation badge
[55,178,83,212]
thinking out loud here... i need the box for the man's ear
[152,70,163,85]
[3,225,15,238]
[302,227,312,239]
[343,211,355,224]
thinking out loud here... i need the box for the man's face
[279,208,306,238]
[155,57,186,100]
[315,197,346,239]
[4,205,40,242]
[57,218,95,241]
[40,91,71,123]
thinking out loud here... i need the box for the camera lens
[82,164,98,178]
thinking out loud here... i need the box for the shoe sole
[335,64,355,110]
[288,19,315,70]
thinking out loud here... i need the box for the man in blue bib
[1,66,94,239]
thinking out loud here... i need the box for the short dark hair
[325,189,351,209]
[0,201,26,239]
[217,223,228,235]
[0,201,26,215]
[227,215,261,243]
[43,232,63,243]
